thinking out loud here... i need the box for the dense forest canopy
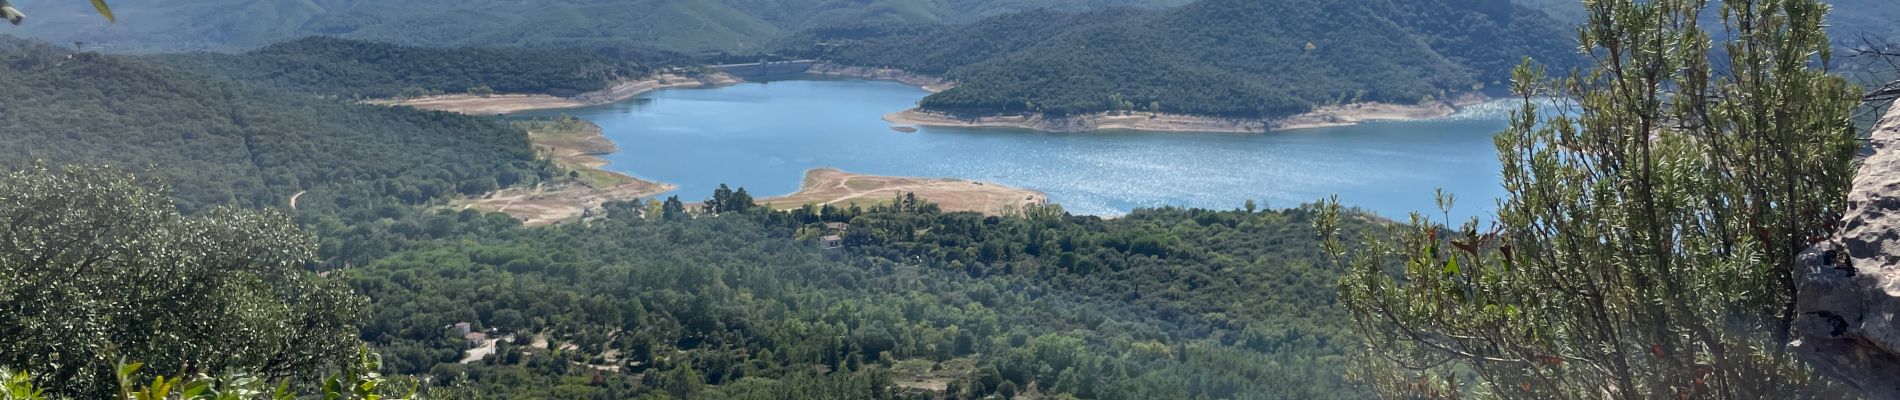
[793,0,1583,118]
[323,198,1379,398]
[0,36,550,214]
[158,36,667,98]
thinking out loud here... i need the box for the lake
[514,77,1518,220]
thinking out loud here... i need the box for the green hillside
[0,36,550,214]
[334,200,1376,399]
[1513,0,1899,39]
[157,36,668,99]
[799,0,1582,118]
[5,0,1188,53]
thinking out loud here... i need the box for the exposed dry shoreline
[456,119,674,226]
[761,168,1046,216]
[806,64,1485,134]
[807,63,957,93]
[368,73,742,115]
[884,98,1482,134]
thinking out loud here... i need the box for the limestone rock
[1796,101,1900,399]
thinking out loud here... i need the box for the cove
[512,77,1514,219]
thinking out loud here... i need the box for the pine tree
[1318,0,1863,398]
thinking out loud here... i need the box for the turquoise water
[515,78,1517,219]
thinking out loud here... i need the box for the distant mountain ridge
[4,0,1190,53]
[1512,0,1900,40]
[799,0,1582,118]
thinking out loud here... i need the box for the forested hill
[5,0,1188,53]
[1514,0,1900,40]
[796,0,1582,118]
[0,36,549,214]
[157,37,666,99]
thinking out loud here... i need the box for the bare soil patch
[761,168,1045,216]
[368,73,742,115]
[455,119,672,226]
[884,95,1488,134]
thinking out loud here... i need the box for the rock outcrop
[1796,101,1900,399]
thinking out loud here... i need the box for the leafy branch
[2,0,113,26]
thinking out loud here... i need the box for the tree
[662,196,687,220]
[730,187,755,213]
[646,199,666,221]
[1317,0,1862,398]
[3,346,426,400]
[657,363,702,399]
[0,165,366,397]
[709,184,734,214]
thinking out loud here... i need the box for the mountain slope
[804,0,1581,118]
[0,36,548,214]
[156,36,664,99]
[1513,0,1900,40]
[5,0,1187,53]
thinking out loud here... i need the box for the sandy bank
[884,96,1485,134]
[762,168,1046,216]
[369,73,742,115]
[456,119,674,226]
[807,63,957,93]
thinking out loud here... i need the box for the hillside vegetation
[158,36,666,99]
[1513,0,1900,40]
[6,0,1187,52]
[0,37,550,214]
[330,199,1376,399]
[796,0,1582,118]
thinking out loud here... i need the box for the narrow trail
[289,190,306,210]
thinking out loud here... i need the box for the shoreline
[806,63,957,93]
[761,168,1047,216]
[456,119,675,226]
[367,72,743,115]
[883,97,1484,134]
[803,63,1487,134]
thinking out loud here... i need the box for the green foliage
[89,0,113,23]
[323,191,1378,398]
[0,165,365,398]
[1318,0,1864,398]
[3,347,429,400]
[0,37,551,214]
[160,37,660,99]
[797,0,1582,118]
